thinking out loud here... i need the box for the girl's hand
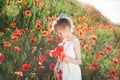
[63,56,70,63]
[54,68,59,79]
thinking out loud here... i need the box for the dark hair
[52,13,73,31]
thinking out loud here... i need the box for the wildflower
[84,45,90,51]
[94,54,99,60]
[91,35,98,41]
[14,71,23,77]
[56,36,63,44]
[38,56,46,65]
[109,69,116,76]
[12,29,24,36]
[41,31,48,36]
[113,59,119,66]
[11,22,17,28]
[23,2,27,6]
[58,52,66,62]
[55,46,64,53]
[30,38,36,43]
[21,64,31,71]
[11,36,19,41]
[4,41,11,47]
[106,45,111,53]
[92,63,98,68]
[78,30,84,36]
[17,0,22,3]
[0,53,4,63]
[50,50,58,57]
[25,10,31,16]
[45,50,51,55]
[35,23,42,29]
[14,46,21,53]
[49,63,55,71]
[98,51,104,56]
[39,66,45,70]
[47,36,52,43]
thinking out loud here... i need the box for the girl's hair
[52,13,73,31]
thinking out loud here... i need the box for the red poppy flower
[19,29,24,33]
[106,45,111,53]
[14,46,21,53]
[0,53,4,63]
[47,36,52,43]
[11,22,17,28]
[80,41,83,46]
[40,3,45,8]
[12,29,24,36]
[25,10,31,16]
[34,0,39,6]
[89,27,94,34]
[113,59,119,66]
[21,64,31,71]
[4,41,11,47]
[109,69,116,76]
[35,23,42,29]
[50,50,58,57]
[56,36,63,44]
[11,36,19,42]
[92,63,98,68]
[91,35,98,41]
[39,66,45,70]
[17,0,22,3]
[45,50,51,54]
[84,45,90,51]
[23,2,27,6]
[30,46,37,52]
[55,46,64,53]
[14,71,23,77]
[78,30,84,36]
[46,7,50,11]
[3,28,6,33]
[94,54,99,60]
[47,38,52,43]
[57,69,62,80]
[49,63,55,71]
[98,51,104,56]
[88,66,95,71]
[113,76,119,80]
[58,53,66,62]
[38,56,46,65]
[7,0,12,3]
[48,23,52,29]
[30,38,36,43]
[42,31,48,36]
[51,16,56,21]
[85,41,90,45]
[79,37,84,41]
[117,54,120,57]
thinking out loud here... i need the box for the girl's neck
[64,33,75,41]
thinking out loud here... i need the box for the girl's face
[56,27,71,39]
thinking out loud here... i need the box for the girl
[53,13,82,80]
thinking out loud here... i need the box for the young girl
[53,13,82,80]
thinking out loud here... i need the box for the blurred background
[78,0,120,24]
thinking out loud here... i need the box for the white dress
[58,37,82,80]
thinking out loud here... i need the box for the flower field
[0,0,120,80]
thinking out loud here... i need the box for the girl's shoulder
[73,37,81,47]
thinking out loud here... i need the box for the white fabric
[58,37,82,80]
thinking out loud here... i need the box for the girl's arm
[54,61,59,71]
[54,61,59,78]
[64,39,82,65]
